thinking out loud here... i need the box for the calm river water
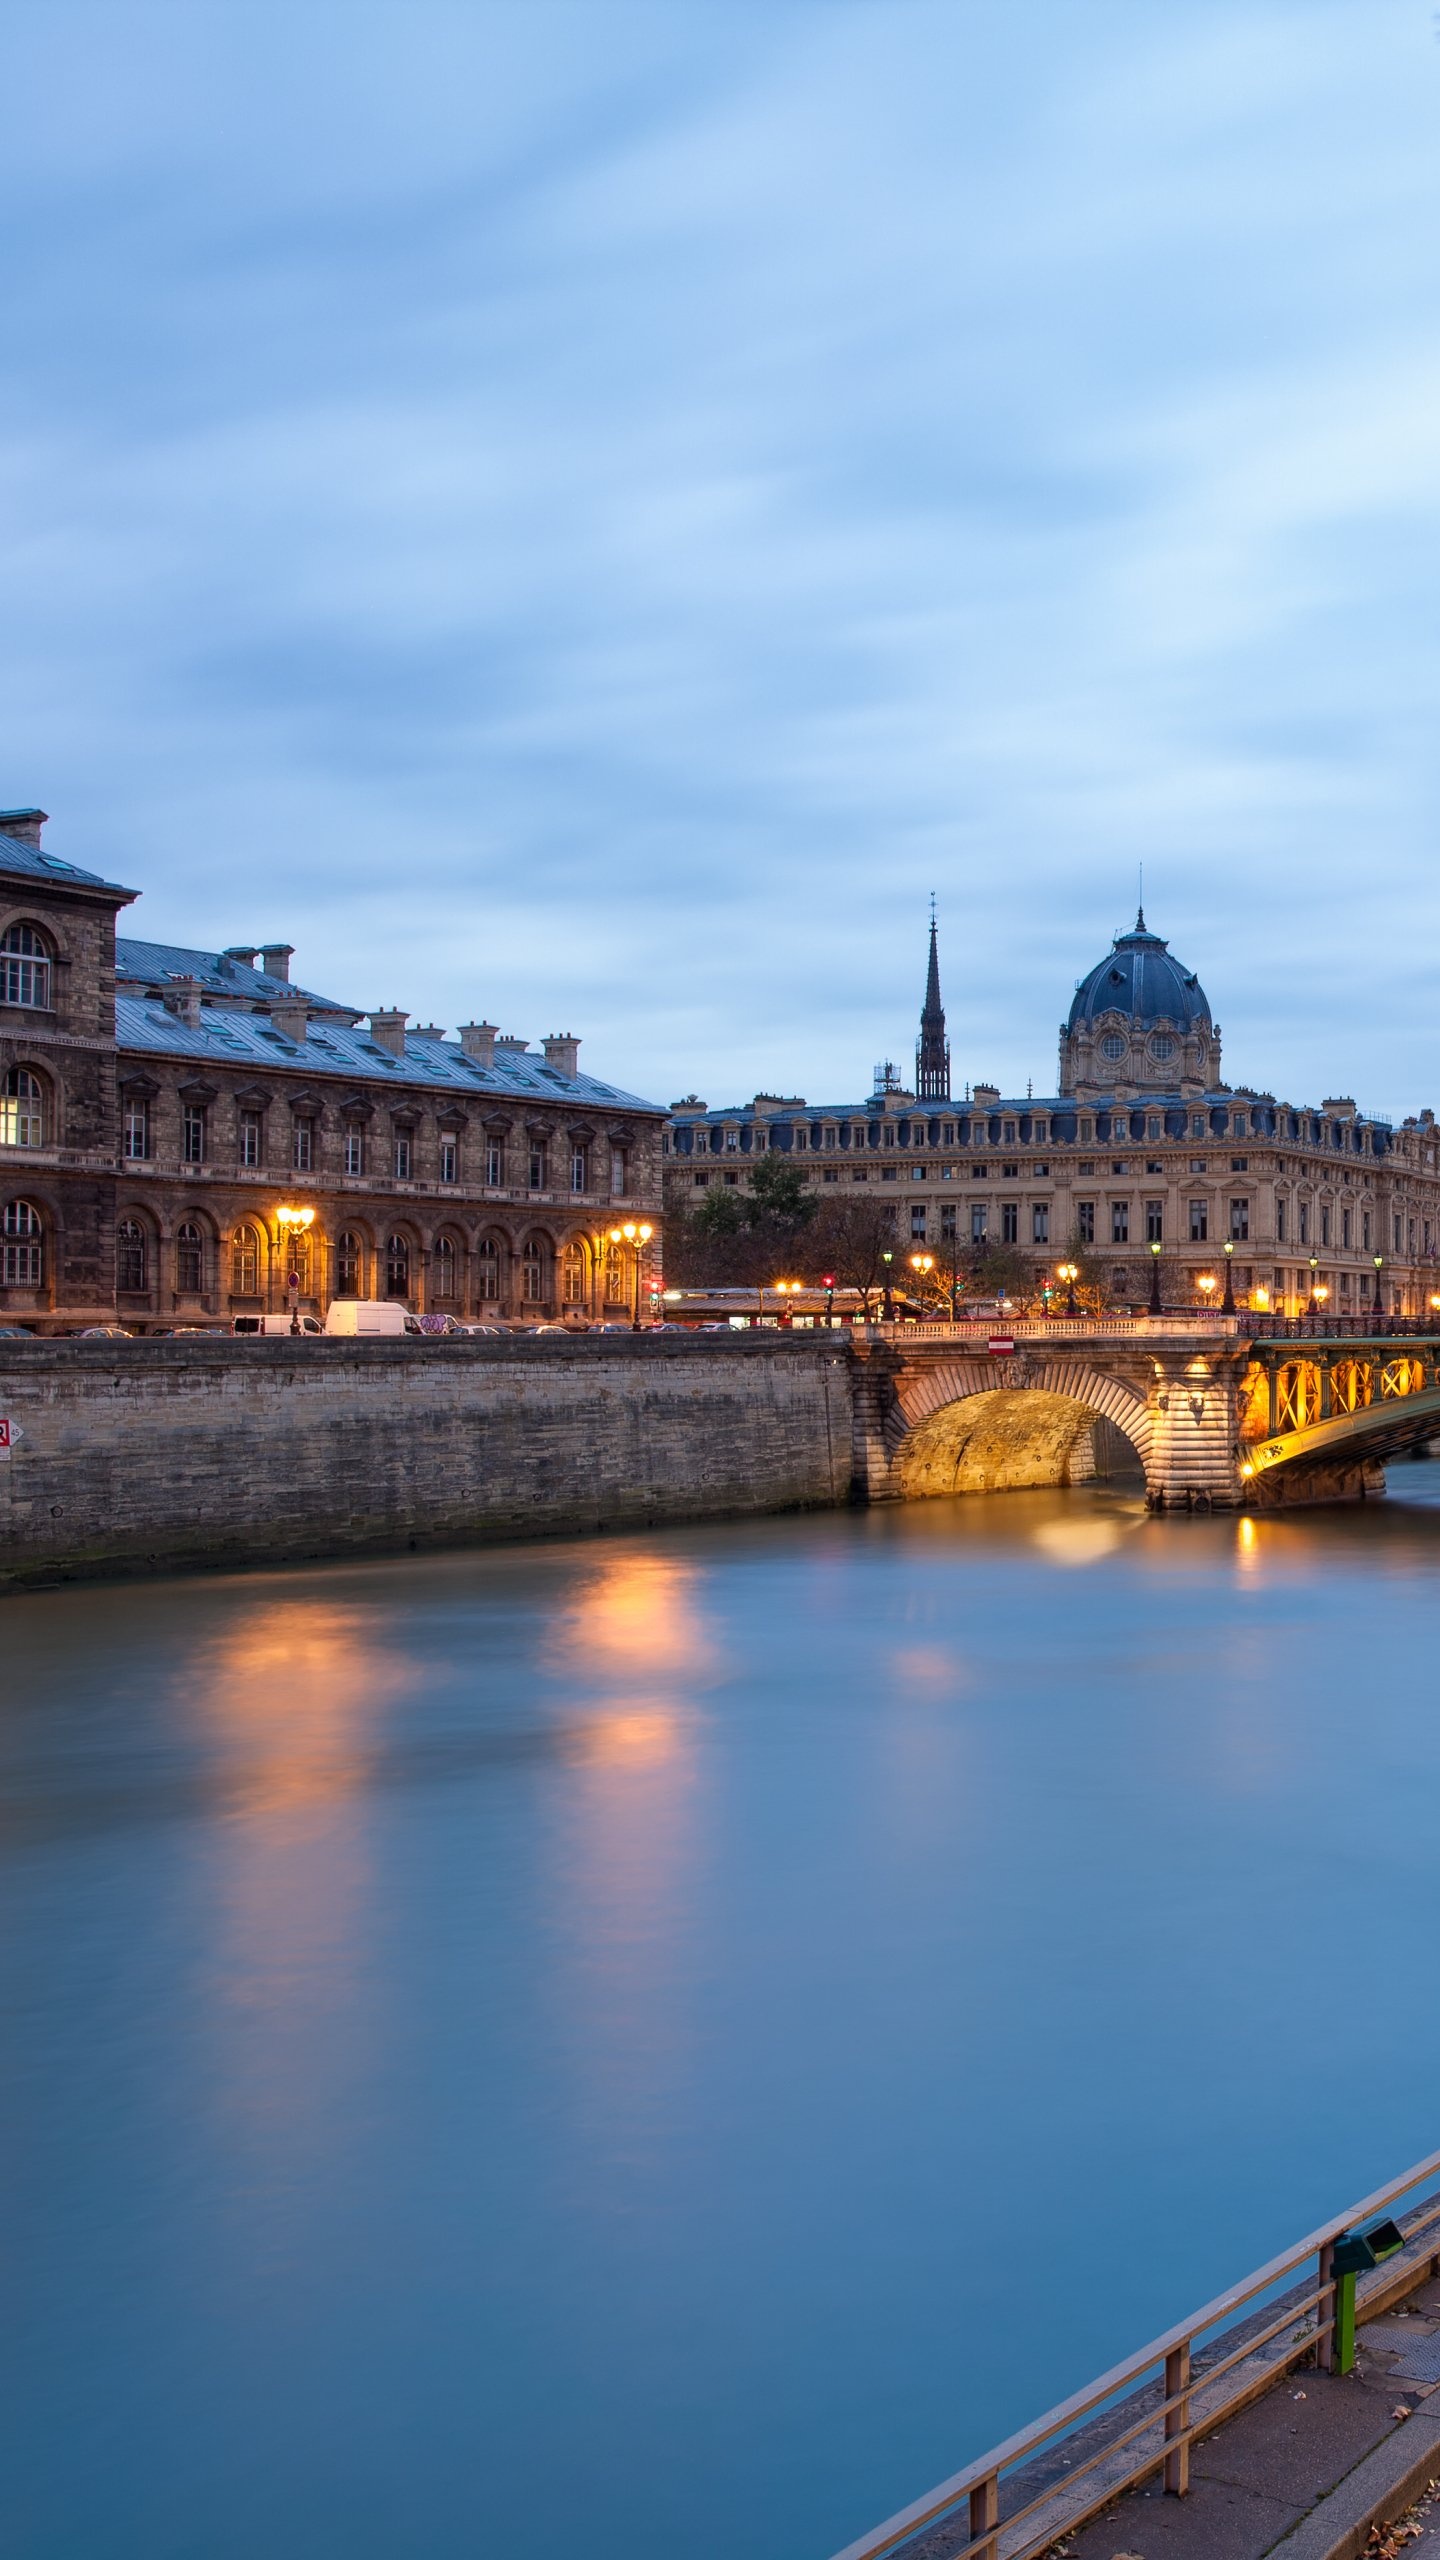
[7,1475,1440,2560]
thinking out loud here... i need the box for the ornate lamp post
[772,1278,801,1327]
[1196,1272,1216,1312]
[1374,1253,1386,1322]
[1148,1239,1162,1316]
[1307,1254,1319,1317]
[909,1251,934,1317]
[1057,1259,1079,1316]
[881,1249,894,1321]
[1222,1240,1236,1316]
[276,1204,315,1333]
[609,1219,654,1330]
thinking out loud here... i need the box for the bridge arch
[885,1356,1155,1500]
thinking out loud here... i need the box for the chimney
[495,1034,529,1057]
[972,1083,1001,1108]
[543,1033,580,1078]
[163,975,204,1029]
[268,996,310,1043]
[368,1008,409,1057]
[0,807,48,846]
[411,1024,446,1041]
[260,943,294,982]
[458,1021,498,1066]
[222,946,258,972]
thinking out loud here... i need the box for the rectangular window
[1192,1115,1206,1137]
[1079,1118,1093,1143]
[693,1169,709,1187]
[823,1126,837,1149]
[1320,1206,1331,1246]
[528,1143,547,1189]
[1032,1204,1048,1244]
[1298,1202,1309,1245]
[1001,1161,1019,1179]
[940,1203,956,1240]
[1110,1202,1129,1245]
[1002,1120,1016,1142]
[971,1204,987,1243]
[1276,1200,1286,1242]
[1147,1117,1161,1141]
[123,1100,150,1161]
[1077,1200,1095,1244]
[292,1118,313,1173]
[344,1129,365,1178]
[1113,1115,1129,1141]
[1190,1158,1207,1173]
[610,1149,627,1198]
[486,1140,503,1186]
[394,1134,412,1180]
[942,1123,955,1145]
[440,1138,458,1184]
[182,1106,206,1165]
[1342,1206,1351,1248]
[910,1205,926,1239]
[1145,1200,1163,1243]
[1231,1156,1249,1173]
[1363,1209,1372,1251]
[239,1109,262,1168]
[1233,1113,1246,1136]
[1077,1160,1095,1177]
[1001,1202,1018,1243]
[1230,1198,1250,1242]
[1189,1200,1208,1242]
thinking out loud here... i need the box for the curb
[1264,2406,1440,2560]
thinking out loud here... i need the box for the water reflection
[190,1598,418,1829]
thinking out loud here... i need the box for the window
[1189,1200,1208,1242]
[486,1139,503,1186]
[694,1170,709,1187]
[824,1126,837,1150]
[385,1234,410,1298]
[910,1165,926,1182]
[529,1142,547,1190]
[1320,1206,1331,1247]
[239,1109,262,1168]
[1342,1207,1352,1249]
[1100,1033,1126,1061]
[0,923,52,1009]
[1190,1157,1208,1173]
[232,1223,261,1295]
[1110,1160,1130,1175]
[116,1218,147,1292]
[1150,1036,1175,1062]
[562,1241,587,1304]
[440,1137,458,1184]
[610,1148,627,1198]
[432,1234,457,1300]
[942,1123,955,1145]
[1276,1200,1286,1242]
[1077,1201,1095,1244]
[940,1203,957,1240]
[1113,1115,1129,1141]
[1145,1160,1163,1176]
[1033,1119,1048,1143]
[1363,1210,1372,1251]
[1145,1200,1163,1243]
[1079,1120,1093,1143]
[1,1068,44,1148]
[1077,1160,1096,1177]
[1111,1202,1129,1245]
[1001,1202,1018,1244]
[882,1165,898,1182]
[1001,1161,1019,1179]
[292,1118,313,1173]
[176,1222,204,1293]
[570,1146,587,1192]
[1032,1204,1049,1244]
[1230,1156,1249,1173]
[1232,1113,1246,1137]
[1,1197,42,1284]
[1002,1121,1016,1143]
[336,1230,362,1294]
[1192,1115,1206,1138]
[1298,1202,1309,1245]
[910,1205,926,1239]
[1230,1198,1250,1242]
[521,1239,545,1301]
[344,1128,365,1177]
[123,1099,150,1160]
[1147,1117,1161,1141]
[183,1104,206,1164]
[971,1204,987,1243]
[394,1133,413,1180]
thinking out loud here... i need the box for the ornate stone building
[0,809,664,1329]
[665,911,1440,1317]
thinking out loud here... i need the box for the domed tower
[1059,910,1221,1098]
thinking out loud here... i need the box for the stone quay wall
[0,1335,856,1590]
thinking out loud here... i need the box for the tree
[744,1154,816,1228]
[806,1195,897,1307]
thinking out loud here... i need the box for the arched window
[1,1198,43,1284]
[385,1233,410,1299]
[116,1219,147,1293]
[176,1222,204,1293]
[604,1244,625,1303]
[0,923,52,1009]
[521,1239,545,1302]
[335,1230,363,1295]
[284,1229,312,1294]
[232,1223,261,1296]
[432,1234,457,1300]
[1,1067,45,1148]
[561,1240,587,1304]
[476,1237,501,1302]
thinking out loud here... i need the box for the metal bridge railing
[829,2146,1440,2560]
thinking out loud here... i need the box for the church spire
[915,899,951,1100]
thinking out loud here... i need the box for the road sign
[0,1418,11,1460]
[987,1336,1015,1355]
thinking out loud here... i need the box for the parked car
[323,1300,420,1337]
[233,1314,326,1337]
[76,1325,134,1338]
[0,1324,35,1337]
[456,1323,506,1336]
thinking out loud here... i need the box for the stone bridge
[848,1320,1440,1510]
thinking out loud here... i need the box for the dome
[1066,912,1211,1047]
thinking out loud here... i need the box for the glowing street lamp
[773,1278,802,1327]
[609,1219,654,1330]
[276,1203,316,1333]
[1222,1240,1236,1316]
[1057,1259,1079,1315]
[909,1251,935,1318]
[1148,1237,1162,1316]
[880,1249,894,1322]
[1374,1253,1387,1321]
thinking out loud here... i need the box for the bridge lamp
[1374,1253,1386,1320]
[881,1250,894,1322]
[1057,1259,1079,1315]
[1196,1273,1216,1300]
[1429,1293,1440,1315]
[1148,1238,1162,1316]
[1222,1241,1236,1316]
[1253,1286,1270,1311]
[1313,1283,1329,1308]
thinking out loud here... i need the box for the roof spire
[1136,860,1145,932]
[916,900,950,1100]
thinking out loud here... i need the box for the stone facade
[0,809,664,1329]
[665,913,1440,1319]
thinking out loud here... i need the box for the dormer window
[0,923,52,1009]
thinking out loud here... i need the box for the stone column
[1143,1349,1248,1510]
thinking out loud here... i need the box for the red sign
[0,1417,11,1458]
[987,1336,1015,1356]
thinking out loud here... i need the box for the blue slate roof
[1067,914,1211,1033]
[115,936,354,1017]
[0,826,136,897]
[115,994,662,1115]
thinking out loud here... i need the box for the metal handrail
[856,1317,1246,1342]
[829,2143,1440,2560]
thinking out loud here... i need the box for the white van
[233,1313,325,1337]
[323,1299,420,1338]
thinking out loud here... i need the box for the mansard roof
[115,936,355,1017]
[114,995,663,1114]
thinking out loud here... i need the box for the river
[6,1472,1440,2560]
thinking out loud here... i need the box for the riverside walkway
[831,2153,1440,2560]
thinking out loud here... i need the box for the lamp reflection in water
[547,1551,719,1769]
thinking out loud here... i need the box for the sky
[4,0,1440,1116]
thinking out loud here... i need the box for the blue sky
[4,0,1440,1115]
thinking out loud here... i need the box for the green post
[1334,2266,1358,2374]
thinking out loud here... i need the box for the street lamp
[1222,1240,1235,1315]
[909,1251,934,1318]
[773,1278,801,1327]
[276,1204,316,1333]
[1148,1238,1162,1316]
[881,1249,894,1321]
[1374,1253,1386,1322]
[608,1219,654,1330]
[1313,1283,1329,1310]
[1057,1259,1079,1315]
[1196,1273,1216,1306]
[1307,1253,1319,1317]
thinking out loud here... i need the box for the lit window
[231,1223,260,1294]
[1,1068,44,1148]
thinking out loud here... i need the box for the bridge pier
[1143,1350,1248,1511]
